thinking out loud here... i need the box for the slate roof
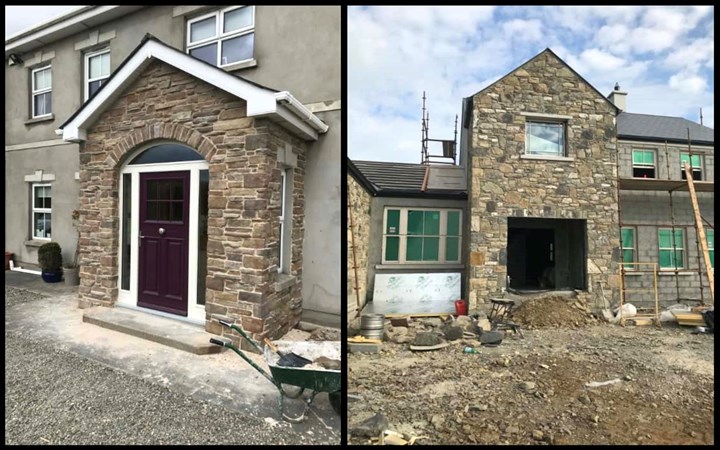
[348,159,467,199]
[617,112,714,146]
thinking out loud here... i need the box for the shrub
[38,242,63,272]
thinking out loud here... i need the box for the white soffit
[61,38,327,142]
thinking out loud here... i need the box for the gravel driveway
[5,287,337,445]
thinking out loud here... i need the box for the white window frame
[278,168,291,274]
[680,152,703,180]
[32,183,52,241]
[84,48,111,101]
[382,207,463,265]
[658,228,685,270]
[186,5,255,67]
[31,65,52,118]
[632,148,657,179]
[525,120,566,157]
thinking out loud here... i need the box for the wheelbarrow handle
[216,320,263,353]
[209,338,227,347]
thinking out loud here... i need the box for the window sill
[25,114,55,126]
[24,239,51,248]
[221,58,257,72]
[520,154,574,162]
[275,273,298,292]
[657,271,694,276]
[376,263,464,270]
[623,272,644,276]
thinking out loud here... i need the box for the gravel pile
[5,286,48,307]
[512,296,595,329]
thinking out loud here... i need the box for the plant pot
[41,270,63,283]
[64,267,80,286]
[5,252,13,271]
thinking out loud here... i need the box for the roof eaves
[347,159,378,195]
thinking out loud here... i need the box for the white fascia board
[274,91,329,134]
[5,6,115,53]
[273,105,319,141]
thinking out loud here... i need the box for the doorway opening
[507,217,587,291]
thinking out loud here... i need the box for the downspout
[274,91,329,134]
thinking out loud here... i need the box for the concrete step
[83,307,222,355]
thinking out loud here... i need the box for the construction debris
[585,378,623,388]
[409,342,450,352]
[512,296,596,328]
[351,413,389,438]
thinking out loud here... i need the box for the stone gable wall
[78,59,307,348]
[467,51,620,310]
[347,173,372,319]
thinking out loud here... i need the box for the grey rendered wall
[5,143,80,266]
[619,191,714,306]
[301,109,341,327]
[366,196,468,303]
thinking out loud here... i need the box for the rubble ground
[348,323,714,445]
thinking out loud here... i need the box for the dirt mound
[512,296,594,328]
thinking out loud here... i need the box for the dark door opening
[507,217,587,291]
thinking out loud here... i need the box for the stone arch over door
[77,121,222,315]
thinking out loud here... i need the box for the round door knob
[158,228,165,235]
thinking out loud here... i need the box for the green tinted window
[446,237,459,261]
[632,150,655,165]
[707,230,714,268]
[385,236,399,261]
[406,237,423,261]
[680,153,702,168]
[407,211,424,235]
[621,228,634,247]
[658,229,684,268]
[447,211,460,236]
[424,211,440,235]
[386,209,400,235]
[622,249,634,264]
[423,237,439,261]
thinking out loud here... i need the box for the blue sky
[348,6,715,163]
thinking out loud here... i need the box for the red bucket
[455,299,467,316]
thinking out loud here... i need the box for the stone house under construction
[347,48,714,319]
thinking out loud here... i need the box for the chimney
[608,82,627,111]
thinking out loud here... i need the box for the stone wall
[78,59,307,349]
[347,173,371,319]
[467,49,619,311]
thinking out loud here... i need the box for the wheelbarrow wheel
[329,391,341,415]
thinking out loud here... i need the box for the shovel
[264,338,312,368]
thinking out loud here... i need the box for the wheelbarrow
[209,320,341,423]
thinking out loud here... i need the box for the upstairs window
[31,65,52,118]
[525,121,566,156]
[85,48,111,101]
[187,6,255,67]
[680,153,703,180]
[632,149,656,178]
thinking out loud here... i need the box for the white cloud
[502,19,543,42]
[668,72,708,95]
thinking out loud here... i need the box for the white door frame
[117,145,209,325]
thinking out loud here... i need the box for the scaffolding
[420,92,458,165]
[617,128,714,314]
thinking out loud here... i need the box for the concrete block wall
[618,141,714,181]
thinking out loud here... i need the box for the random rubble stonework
[77,59,308,350]
[347,173,372,317]
[467,50,620,311]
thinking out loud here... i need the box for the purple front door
[138,171,190,316]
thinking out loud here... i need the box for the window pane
[34,68,51,90]
[224,6,253,32]
[190,16,216,42]
[680,153,702,168]
[407,211,424,235]
[89,53,110,79]
[129,144,204,165]
[88,80,105,98]
[446,237,459,261]
[121,174,132,291]
[34,212,51,238]
[220,32,254,65]
[423,237,439,261]
[146,201,158,220]
[707,230,714,250]
[658,230,672,248]
[406,237,422,261]
[526,122,564,155]
[34,92,51,116]
[156,202,170,221]
[447,211,460,236]
[675,250,684,268]
[197,170,209,305]
[673,230,683,249]
[386,209,400,235]
[659,250,672,268]
[385,236,399,261]
[171,202,183,222]
[189,42,218,65]
[423,211,440,236]
[621,228,634,247]
[622,249,634,263]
